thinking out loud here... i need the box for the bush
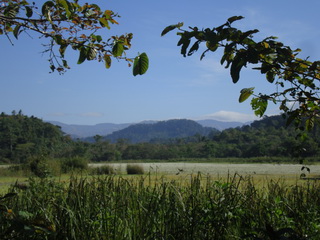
[61,157,88,173]
[0,164,28,177]
[91,165,115,175]
[27,157,51,178]
[126,164,144,174]
[46,159,62,176]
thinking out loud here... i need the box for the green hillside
[101,119,218,143]
[0,111,67,163]
[0,112,319,163]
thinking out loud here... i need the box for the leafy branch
[162,16,320,130]
[0,0,148,75]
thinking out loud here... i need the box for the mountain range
[49,119,247,139]
[102,119,218,143]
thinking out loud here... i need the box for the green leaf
[4,5,19,18]
[220,43,235,65]
[206,41,219,52]
[161,22,184,36]
[95,35,102,43]
[200,49,209,61]
[112,42,124,57]
[251,98,268,117]
[62,60,70,69]
[13,25,21,39]
[57,0,71,18]
[260,62,273,74]
[239,87,255,103]
[285,111,299,127]
[99,18,110,29]
[86,48,97,60]
[133,53,149,76]
[42,1,54,22]
[104,55,111,69]
[180,38,191,57]
[59,44,67,58]
[266,71,275,83]
[77,47,87,64]
[53,34,63,45]
[187,41,200,56]
[227,16,244,24]
[18,211,33,220]
[204,31,218,43]
[25,6,33,18]
[240,29,259,42]
[230,54,246,83]
[50,64,55,72]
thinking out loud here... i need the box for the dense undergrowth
[0,174,319,239]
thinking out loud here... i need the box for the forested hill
[0,112,319,163]
[49,119,244,138]
[99,119,218,143]
[0,111,66,163]
[209,115,320,158]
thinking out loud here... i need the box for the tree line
[0,112,319,164]
[87,115,320,161]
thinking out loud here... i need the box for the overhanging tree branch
[0,0,149,75]
[162,16,320,131]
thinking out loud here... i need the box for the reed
[0,174,318,239]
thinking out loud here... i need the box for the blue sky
[1,0,320,125]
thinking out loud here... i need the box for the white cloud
[198,56,227,74]
[185,56,230,87]
[197,111,260,123]
[46,112,70,117]
[78,112,104,118]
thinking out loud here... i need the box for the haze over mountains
[101,119,218,143]
[49,119,248,139]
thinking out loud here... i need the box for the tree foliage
[0,112,319,163]
[102,119,214,144]
[0,0,148,75]
[162,16,320,130]
[83,115,320,161]
[0,111,67,163]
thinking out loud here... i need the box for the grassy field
[0,162,319,239]
[89,162,320,178]
[0,162,319,191]
[1,173,319,239]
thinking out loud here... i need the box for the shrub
[126,164,144,174]
[46,159,62,176]
[61,157,88,173]
[27,157,51,178]
[91,165,115,175]
[0,165,28,177]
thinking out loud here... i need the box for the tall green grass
[0,174,318,239]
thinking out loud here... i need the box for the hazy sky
[1,0,320,125]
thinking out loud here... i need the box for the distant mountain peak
[48,118,246,139]
[102,119,216,143]
[196,119,247,131]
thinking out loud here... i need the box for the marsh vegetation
[0,170,319,239]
